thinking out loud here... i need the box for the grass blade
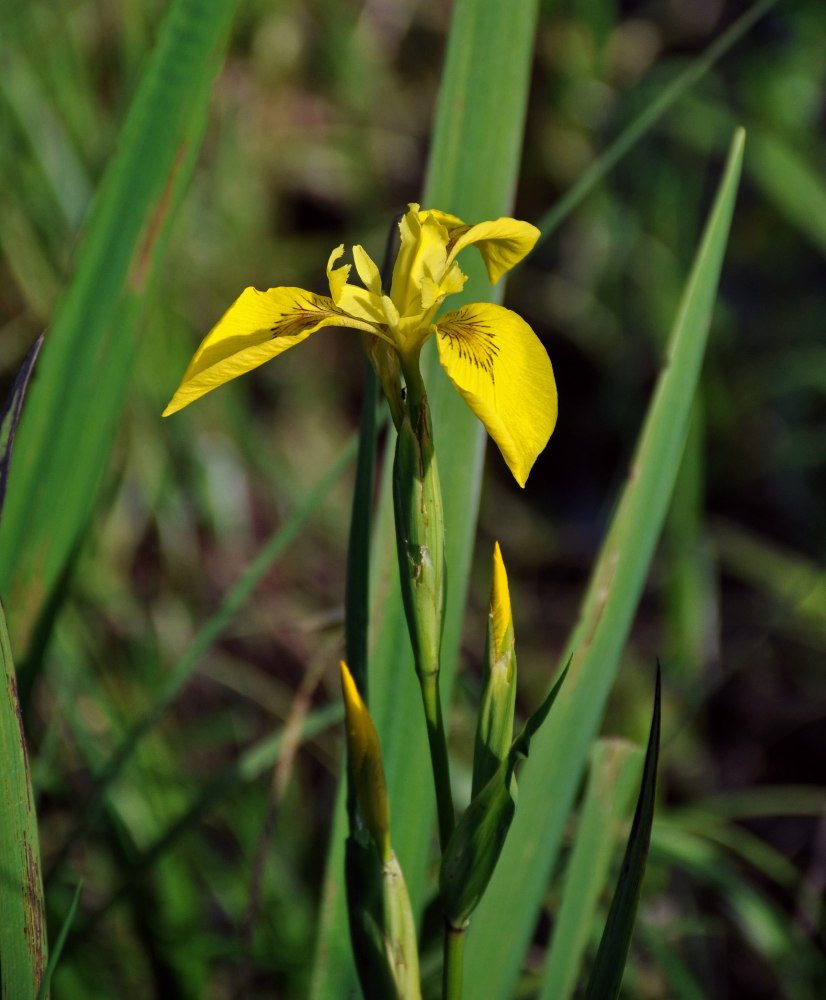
[0,598,46,999]
[463,128,745,999]
[582,667,661,1000]
[0,343,48,999]
[33,883,82,1000]
[0,0,239,657]
[539,739,644,1000]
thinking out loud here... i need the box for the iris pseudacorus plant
[163,204,557,486]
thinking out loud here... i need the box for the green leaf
[0,340,47,1000]
[539,740,644,1000]
[34,883,82,1000]
[582,666,661,1000]
[0,599,46,1000]
[0,0,239,660]
[462,128,745,999]
[440,665,567,928]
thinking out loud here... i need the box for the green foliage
[0,0,239,666]
[0,342,46,998]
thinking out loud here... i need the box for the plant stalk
[419,671,454,853]
[443,923,466,1000]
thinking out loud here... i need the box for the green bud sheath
[381,851,423,1000]
[441,663,570,928]
[345,835,422,1000]
[440,764,517,929]
[345,833,399,1000]
[392,399,445,680]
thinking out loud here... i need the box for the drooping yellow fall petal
[447,218,540,285]
[436,302,557,487]
[162,286,372,416]
[340,661,392,862]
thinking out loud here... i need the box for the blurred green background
[1,0,824,997]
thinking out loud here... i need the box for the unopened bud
[340,661,391,862]
[472,542,517,798]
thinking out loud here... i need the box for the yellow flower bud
[340,661,391,862]
[472,542,517,798]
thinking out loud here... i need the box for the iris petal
[436,302,556,486]
[447,218,540,284]
[163,286,373,415]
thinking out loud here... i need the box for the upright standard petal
[163,286,372,415]
[436,303,556,487]
[389,206,451,317]
[446,218,540,285]
[326,247,387,326]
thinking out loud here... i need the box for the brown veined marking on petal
[439,307,499,385]
[444,225,471,258]
[270,292,345,339]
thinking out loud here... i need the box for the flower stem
[419,671,454,853]
[443,922,465,1000]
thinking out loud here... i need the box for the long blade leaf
[582,667,661,1000]
[0,0,239,657]
[463,128,745,999]
[0,599,46,999]
[539,739,644,1000]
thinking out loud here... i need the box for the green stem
[399,349,427,424]
[443,923,465,1000]
[419,671,454,853]
[344,362,378,831]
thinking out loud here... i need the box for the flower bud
[340,661,391,862]
[472,542,517,798]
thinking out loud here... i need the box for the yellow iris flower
[163,204,557,486]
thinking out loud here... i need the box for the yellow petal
[340,661,391,861]
[421,208,465,228]
[447,218,540,285]
[436,303,557,486]
[352,244,383,295]
[327,246,387,326]
[326,245,350,300]
[163,286,370,416]
[389,205,450,316]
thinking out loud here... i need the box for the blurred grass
[1,1,825,997]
